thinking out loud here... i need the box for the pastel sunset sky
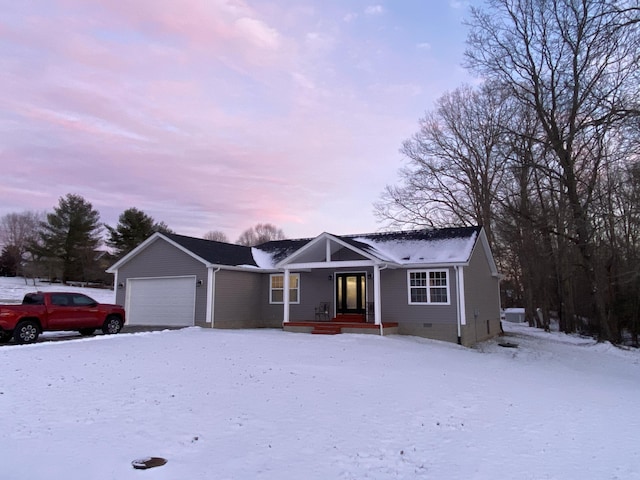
[0,0,478,241]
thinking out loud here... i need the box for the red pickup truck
[0,292,126,344]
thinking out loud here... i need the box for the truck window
[51,294,70,306]
[23,294,44,305]
[72,294,97,306]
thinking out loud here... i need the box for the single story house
[106,226,501,346]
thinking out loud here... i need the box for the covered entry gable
[272,232,389,269]
[255,232,390,328]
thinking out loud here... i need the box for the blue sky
[0,0,479,241]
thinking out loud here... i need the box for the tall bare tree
[0,211,43,278]
[376,82,513,247]
[0,211,42,254]
[465,0,640,340]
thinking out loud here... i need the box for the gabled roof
[252,226,482,269]
[108,226,489,273]
[106,232,258,272]
[264,232,383,268]
[251,237,314,267]
[346,226,481,265]
[163,233,258,267]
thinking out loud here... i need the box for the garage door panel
[127,277,195,326]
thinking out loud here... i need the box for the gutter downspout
[207,267,221,328]
[455,266,465,345]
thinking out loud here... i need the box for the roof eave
[403,261,470,269]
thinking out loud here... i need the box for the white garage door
[126,276,196,326]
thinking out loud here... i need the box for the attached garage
[108,233,262,328]
[126,276,196,327]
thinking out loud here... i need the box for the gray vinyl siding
[461,241,501,346]
[212,270,262,328]
[261,270,337,324]
[380,267,459,343]
[260,268,378,324]
[114,238,209,324]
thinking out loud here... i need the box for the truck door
[47,293,83,329]
[70,293,100,326]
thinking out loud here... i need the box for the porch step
[311,324,342,335]
[284,321,399,336]
[332,314,366,323]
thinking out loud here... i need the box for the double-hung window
[270,273,300,304]
[408,270,449,305]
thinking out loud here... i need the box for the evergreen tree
[30,194,102,283]
[106,208,172,257]
[0,245,20,276]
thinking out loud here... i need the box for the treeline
[376,0,640,344]
[0,193,286,285]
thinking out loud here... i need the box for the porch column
[206,266,214,326]
[283,267,290,324]
[373,264,382,331]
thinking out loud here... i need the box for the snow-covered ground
[0,277,639,479]
[0,276,115,304]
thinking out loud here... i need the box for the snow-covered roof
[347,227,479,265]
[108,226,484,271]
[254,226,481,269]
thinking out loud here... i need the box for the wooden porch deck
[283,314,399,336]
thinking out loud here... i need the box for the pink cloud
[0,1,477,241]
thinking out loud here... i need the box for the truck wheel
[13,320,40,344]
[102,315,123,335]
[78,328,95,336]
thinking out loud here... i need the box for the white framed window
[407,270,450,305]
[270,273,300,304]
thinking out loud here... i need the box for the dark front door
[336,273,366,314]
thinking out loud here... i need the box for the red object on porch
[285,319,399,336]
[332,313,366,323]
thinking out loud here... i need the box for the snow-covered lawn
[0,276,115,304]
[0,277,639,479]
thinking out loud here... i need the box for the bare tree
[376,82,513,247]
[236,224,286,246]
[0,211,43,279]
[0,211,42,253]
[465,0,640,340]
[203,230,229,243]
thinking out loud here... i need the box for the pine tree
[30,194,102,283]
[106,208,172,257]
[0,245,20,276]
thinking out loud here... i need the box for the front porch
[284,314,399,336]
[276,232,393,335]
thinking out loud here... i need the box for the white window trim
[270,273,300,304]
[407,269,451,305]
